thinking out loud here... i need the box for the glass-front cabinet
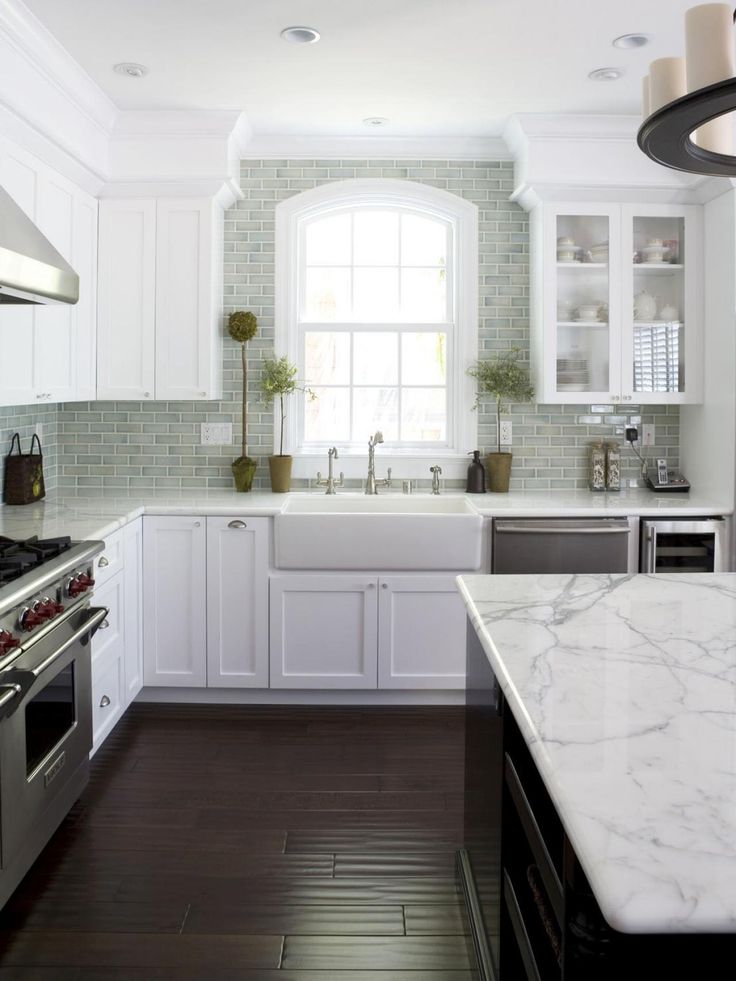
[532,202,702,405]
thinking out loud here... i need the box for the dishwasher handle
[494,520,630,535]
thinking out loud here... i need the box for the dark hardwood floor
[0,704,477,979]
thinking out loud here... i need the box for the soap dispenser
[466,451,486,493]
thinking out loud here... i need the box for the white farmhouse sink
[275,495,483,570]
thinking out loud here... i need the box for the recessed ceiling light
[280,26,320,44]
[612,33,651,49]
[363,117,390,128]
[588,67,625,81]
[113,62,148,78]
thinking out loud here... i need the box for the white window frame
[275,179,478,480]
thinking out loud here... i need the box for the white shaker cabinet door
[143,516,207,687]
[270,575,379,689]
[206,517,269,687]
[155,199,222,401]
[377,576,467,689]
[123,518,144,704]
[97,199,156,401]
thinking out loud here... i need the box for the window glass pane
[400,267,447,322]
[304,387,350,442]
[353,387,399,442]
[304,267,350,321]
[354,332,398,385]
[305,332,350,385]
[401,388,447,442]
[353,268,399,321]
[353,211,399,266]
[401,213,447,266]
[305,213,351,265]
[402,333,446,386]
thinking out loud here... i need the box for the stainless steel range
[0,535,107,909]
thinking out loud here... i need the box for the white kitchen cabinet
[123,518,144,704]
[532,201,703,405]
[91,572,125,753]
[270,575,379,689]
[0,139,98,406]
[206,516,269,687]
[97,197,223,402]
[143,516,207,687]
[377,576,467,689]
[97,199,156,401]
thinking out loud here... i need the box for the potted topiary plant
[468,347,534,493]
[227,310,258,492]
[262,356,314,493]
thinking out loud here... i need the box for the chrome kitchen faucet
[316,446,344,495]
[365,431,392,495]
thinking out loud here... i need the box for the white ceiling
[24,0,699,137]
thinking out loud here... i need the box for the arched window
[275,180,478,477]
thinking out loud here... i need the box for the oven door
[0,604,107,865]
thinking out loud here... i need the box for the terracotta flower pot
[485,452,513,493]
[231,456,257,492]
[269,455,292,493]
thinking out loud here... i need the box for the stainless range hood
[0,186,79,305]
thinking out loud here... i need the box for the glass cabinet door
[550,208,620,403]
[622,206,701,404]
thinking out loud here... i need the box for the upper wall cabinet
[97,197,223,402]
[531,202,703,405]
[0,141,97,407]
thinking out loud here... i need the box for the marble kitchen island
[458,572,736,979]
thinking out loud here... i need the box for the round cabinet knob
[228,520,247,529]
[381,583,388,589]
[194,521,201,528]
[199,391,207,398]
[99,695,111,708]
[98,556,109,568]
[144,392,151,398]
[367,582,375,589]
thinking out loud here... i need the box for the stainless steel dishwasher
[492,518,631,573]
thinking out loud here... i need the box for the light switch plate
[499,420,512,446]
[200,422,233,446]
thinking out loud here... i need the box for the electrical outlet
[499,420,512,446]
[641,424,655,447]
[200,423,233,446]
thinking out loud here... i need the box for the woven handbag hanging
[3,433,46,505]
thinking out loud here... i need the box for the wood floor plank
[281,935,474,971]
[334,852,458,877]
[286,829,463,853]
[183,903,405,936]
[0,933,283,969]
[0,969,478,981]
[0,899,187,934]
[404,904,471,936]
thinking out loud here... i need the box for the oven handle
[31,606,109,679]
[0,683,22,712]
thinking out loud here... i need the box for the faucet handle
[430,465,442,475]
[386,467,392,485]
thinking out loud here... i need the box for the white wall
[680,187,736,565]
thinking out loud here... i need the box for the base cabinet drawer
[91,653,123,753]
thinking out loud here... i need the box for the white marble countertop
[457,572,736,935]
[0,486,729,545]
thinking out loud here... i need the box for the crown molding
[239,132,511,161]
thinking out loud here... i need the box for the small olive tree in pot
[228,310,258,492]
[262,356,314,492]
[468,348,534,492]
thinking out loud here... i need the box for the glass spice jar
[589,441,606,492]
[605,441,621,492]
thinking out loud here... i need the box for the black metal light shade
[638,76,736,177]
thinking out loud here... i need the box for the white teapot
[634,290,657,322]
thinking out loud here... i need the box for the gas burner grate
[0,536,72,583]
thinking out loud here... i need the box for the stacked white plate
[641,244,669,264]
[557,358,590,391]
[588,242,609,262]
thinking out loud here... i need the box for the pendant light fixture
[638,4,736,176]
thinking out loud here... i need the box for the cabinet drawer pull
[98,556,109,568]
[99,620,110,630]
[228,520,247,529]
[99,694,111,708]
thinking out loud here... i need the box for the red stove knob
[66,577,85,597]
[77,574,95,589]
[19,608,43,631]
[33,599,58,621]
[0,629,20,654]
